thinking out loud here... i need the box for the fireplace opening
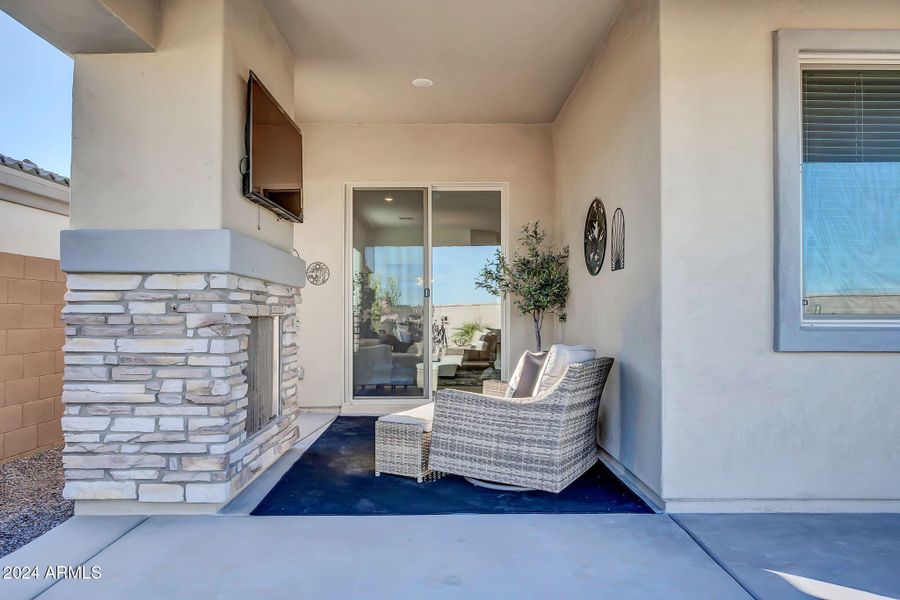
[246,315,281,436]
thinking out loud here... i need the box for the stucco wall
[294,123,556,408]
[659,0,900,508]
[71,0,225,232]
[0,200,68,260]
[220,0,294,251]
[552,0,662,496]
[434,304,502,340]
[71,0,293,251]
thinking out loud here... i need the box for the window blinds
[803,69,900,163]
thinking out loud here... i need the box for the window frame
[774,29,900,351]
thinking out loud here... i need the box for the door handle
[424,288,431,298]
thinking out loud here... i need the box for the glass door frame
[343,182,510,411]
[344,184,432,408]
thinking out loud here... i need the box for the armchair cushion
[354,343,393,387]
[506,350,547,398]
[535,344,596,395]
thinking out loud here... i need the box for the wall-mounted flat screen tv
[243,70,303,222]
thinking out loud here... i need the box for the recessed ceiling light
[384,197,393,202]
[412,78,433,88]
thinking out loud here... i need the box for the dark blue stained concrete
[673,513,900,599]
[252,417,652,516]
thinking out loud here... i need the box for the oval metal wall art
[584,197,607,276]
[611,208,625,271]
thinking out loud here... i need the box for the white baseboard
[597,450,900,514]
[665,498,900,513]
[597,449,665,513]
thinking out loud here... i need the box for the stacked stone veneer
[60,272,302,505]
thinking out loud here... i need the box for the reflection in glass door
[350,189,428,398]
[431,190,503,392]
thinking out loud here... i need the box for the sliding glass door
[350,188,429,398]
[348,185,504,402]
[430,189,503,392]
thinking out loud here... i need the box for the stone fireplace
[59,230,305,513]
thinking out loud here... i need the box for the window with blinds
[803,70,900,163]
[801,69,900,318]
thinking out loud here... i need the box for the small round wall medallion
[584,197,607,276]
[306,262,330,286]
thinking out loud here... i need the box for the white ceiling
[262,0,623,124]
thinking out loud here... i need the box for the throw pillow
[506,351,548,398]
[534,344,596,395]
[470,330,490,351]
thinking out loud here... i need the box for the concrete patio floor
[1,512,898,599]
[673,513,900,599]
[2,514,744,599]
[2,415,898,599]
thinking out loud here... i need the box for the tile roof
[0,154,70,186]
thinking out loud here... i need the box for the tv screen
[243,70,303,222]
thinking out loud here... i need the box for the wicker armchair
[428,357,614,493]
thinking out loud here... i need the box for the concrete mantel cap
[61,229,306,288]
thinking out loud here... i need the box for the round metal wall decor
[611,208,625,271]
[306,262,330,286]
[583,197,607,276]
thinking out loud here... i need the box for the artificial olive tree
[476,222,569,351]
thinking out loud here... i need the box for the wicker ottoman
[375,403,444,483]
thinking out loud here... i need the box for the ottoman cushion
[378,402,435,432]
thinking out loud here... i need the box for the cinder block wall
[0,251,66,463]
